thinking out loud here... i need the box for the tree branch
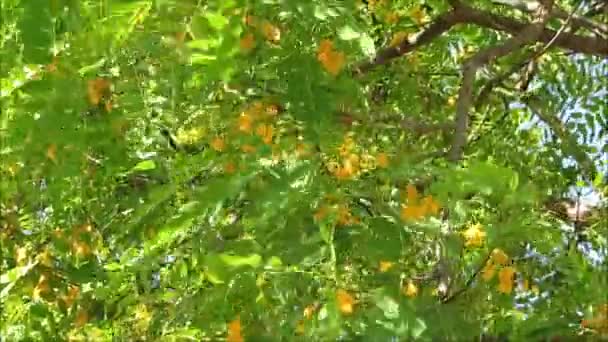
[441,252,492,304]
[353,10,462,75]
[460,4,608,57]
[352,2,608,76]
[492,0,608,37]
[447,0,555,162]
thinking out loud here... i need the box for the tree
[1,0,607,340]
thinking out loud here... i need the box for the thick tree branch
[460,4,608,57]
[353,2,608,76]
[447,0,554,162]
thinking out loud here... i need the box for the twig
[441,252,492,304]
[447,0,555,163]
[492,0,608,37]
[353,10,462,75]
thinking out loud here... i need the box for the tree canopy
[1,0,607,340]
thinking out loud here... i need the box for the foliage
[1,0,607,340]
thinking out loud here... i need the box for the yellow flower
[491,248,510,265]
[211,136,226,152]
[379,261,394,272]
[15,246,28,265]
[303,304,316,319]
[403,281,418,297]
[261,21,280,43]
[390,31,409,48]
[385,11,400,24]
[409,5,429,25]
[447,96,457,107]
[498,266,516,294]
[463,223,486,248]
[336,289,355,314]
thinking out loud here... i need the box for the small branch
[353,10,462,75]
[461,4,608,57]
[447,0,555,163]
[492,0,608,37]
[441,252,492,304]
[400,118,455,134]
[525,97,596,179]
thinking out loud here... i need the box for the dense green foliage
[1,0,607,340]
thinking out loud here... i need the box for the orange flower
[87,78,111,105]
[296,143,310,158]
[376,153,389,168]
[336,205,356,225]
[406,184,418,203]
[238,113,253,133]
[241,144,256,153]
[491,249,510,266]
[62,285,80,308]
[421,195,440,216]
[334,165,353,180]
[75,308,89,327]
[227,317,244,342]
[481,261,496,282]
[255,124,274,144]
[224,162,236,174]
[240,32,256,52]
[498,266,516,294]
[71,240,92,257]
[261,21,280,42]
[46,144,57,162]
[32,273,50,300]
[314,205,329,221]
[36,248,53,267]
[244,14,257,27]
[336,289,355,314]
[401,204,424,221]
[211,136,226,152]
[317,39,345,76]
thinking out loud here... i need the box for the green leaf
[219,253,262,268]
[132,160,156,171]
[338,25,361,41]
[359,34,376,57]
[204,12,228,31]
